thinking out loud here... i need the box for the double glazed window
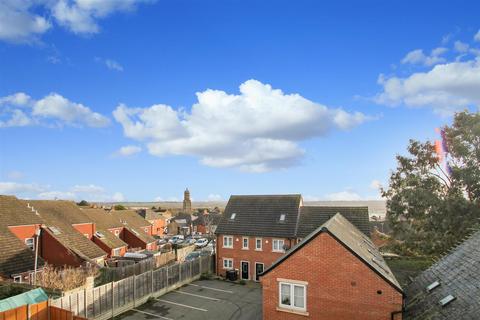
[279,282,306,311]
[25,238,34,250]
[255,238,262,250]
[242,237,249,249]
[272,239,285,252]
[223,236,233,248]
[223,258,233,269]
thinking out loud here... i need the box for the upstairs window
[255,238,263,251]
[25,238,34,250]
[223,236,233,248]
[242,237,249,249]
[273,239,285,252]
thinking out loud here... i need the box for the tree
[382,111,480,256]
[114,204,127,210]
[77,200,90,206]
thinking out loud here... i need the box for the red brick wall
[92,237,127,257]
[123,229,148,249]
[216,234,295,280]
[8,225,41,242]
[261,232,403,320]
[72,223,95,239]
[41,230,82,267]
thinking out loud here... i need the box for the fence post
[179,263,182,283]
[166,266,169,288]
[151,269,154,295]
[111,281,114,320]
[84,288,88,319]
[133,274,136,308]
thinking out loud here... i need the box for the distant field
[98,200,387,217]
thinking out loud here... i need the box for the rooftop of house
[262,213,402,293]
[80,209,128,249]
[192,212,222,226]
[27,200,106,261]
[404,229,480,319]
[113,210,156,244]
[297,206,371,238]
[0,196,44,277]
[215,194,302,238]
[171,213,192,224]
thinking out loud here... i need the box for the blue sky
[1,0,479,202]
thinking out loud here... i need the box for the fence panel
[153,267,167,292]
[29,301,48,320]
[49,306,72,320]
[167,264,179,285]
[0,305,27,320]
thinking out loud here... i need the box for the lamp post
[33,228,41,286]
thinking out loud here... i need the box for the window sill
[242,248,249,250]
[255,249,263,251]
[276,307,309,317]
[222,247,233,249]
[272,250,285,253]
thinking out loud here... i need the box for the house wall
[149,219,166,236]
[123,229,147,249]
[108,227,124,239]
[216,235,295,280]
[40,230,82,267]
[261,232,403,320]
[72,223,95,239]
[8,225,41,242]
[92,237,127,257]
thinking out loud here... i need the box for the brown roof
[113,210,156,244]
[28,200,106,261]
[0,196,44,277]
[80,209,128,249]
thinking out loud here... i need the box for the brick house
[261,213,403,320]
[168,213,193,235]
[215,195,371,281]
[80,208,129,257]
[0,196,44,283]
[113,210,158,251]
[192,212,222,235]
[28,200,108,267]
[137,209,167,236]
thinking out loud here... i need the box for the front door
[241,261,249,280]
[255,263,264,281]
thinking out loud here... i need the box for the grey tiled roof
[262,213,402,293]
[192,213,222,226]
[215,195,302,238]
[404,230,480,319]
[297,206,371,238]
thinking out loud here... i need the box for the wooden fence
[50,255,213,320]
[0,303,84,320]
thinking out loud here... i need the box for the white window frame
[242,237,249,250]
[13,275,22,283]
[25,238,35,250]
[255,237,263,251]
[272,239,285,253]
[112,248,121,256]
[144,227,149,233]
[114,229,120,237]
[223,235,233,248]
[223,258,233,270]
[278,282,307,312]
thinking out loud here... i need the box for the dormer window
[230,213,236,220]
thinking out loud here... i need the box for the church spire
[183,188,192,213]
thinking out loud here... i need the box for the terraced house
[215,195,371,281]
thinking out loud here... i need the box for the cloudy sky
[0,0,479,202]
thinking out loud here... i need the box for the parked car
[186,238,197,245]
[168,235,184,244]
[195,238,209,248]
[157,238,168,245]
[185,251,201,262]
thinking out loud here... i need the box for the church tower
[183,188,192,213]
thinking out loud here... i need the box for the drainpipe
[33,228,41,285]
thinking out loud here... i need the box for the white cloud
[115,145,142,157]
[324,190,363,201]
[376,58,480,116]
[0,92,110,128]
[207,194,222,201]
[71,184,105,193]
[0,182,46,194]
[105,59,124,71]
[370,179,382,190]
[0,0,154,43]
[37,190,77,200]
[474,30,480,42]
[111,192,126,202]
[454,41,470,53]
[114,79,369,172]
[401,47,447,66]
[0,1,51,43]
